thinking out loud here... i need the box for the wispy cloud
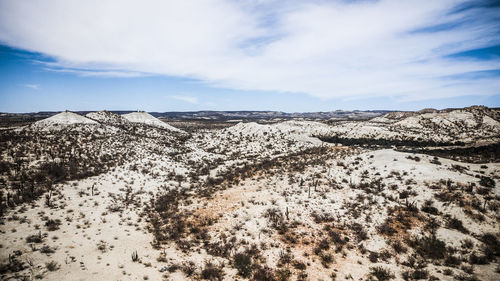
[24,84,39,90]
[1,0,499,101]
[169,95,198,104]
[43,67,145,78]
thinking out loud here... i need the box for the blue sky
[0,0,499,113]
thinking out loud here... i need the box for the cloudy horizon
[0,0,499,112]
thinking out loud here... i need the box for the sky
[0,0,499,113]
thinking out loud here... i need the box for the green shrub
[275,269,291,281]
[253,266,276,281]
[45,261,59,271]
[447,217,468,234]
[369,267,394,281]
[45,219,61,231]
[481,233,500,258]
[233,253,253,278]
[479,176,495,188]
[411,235,447,260]
[201,261,224,280]
[26,232,43,243]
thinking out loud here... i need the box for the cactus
[131,250,139,262]
[45,190,52,207]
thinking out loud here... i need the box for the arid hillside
[0,108,499,281]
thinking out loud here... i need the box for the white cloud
[44,67,145,78]
[24,84,39,90]
[1,0,499,101]
[169,95,198,104]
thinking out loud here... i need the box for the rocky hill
[28,111,100,131]
[322,106,500,145]
[123,111,185,133]
[86,110,130,126]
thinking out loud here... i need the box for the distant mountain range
[1,110,393,122]
[2,107,498,124]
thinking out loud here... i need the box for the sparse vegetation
[233,253,253,277]
[369,266,394,281]
[1,107,499,281]
[45,261,59,271]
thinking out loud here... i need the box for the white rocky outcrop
[122,111,184,133]
[86,111,130,125]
